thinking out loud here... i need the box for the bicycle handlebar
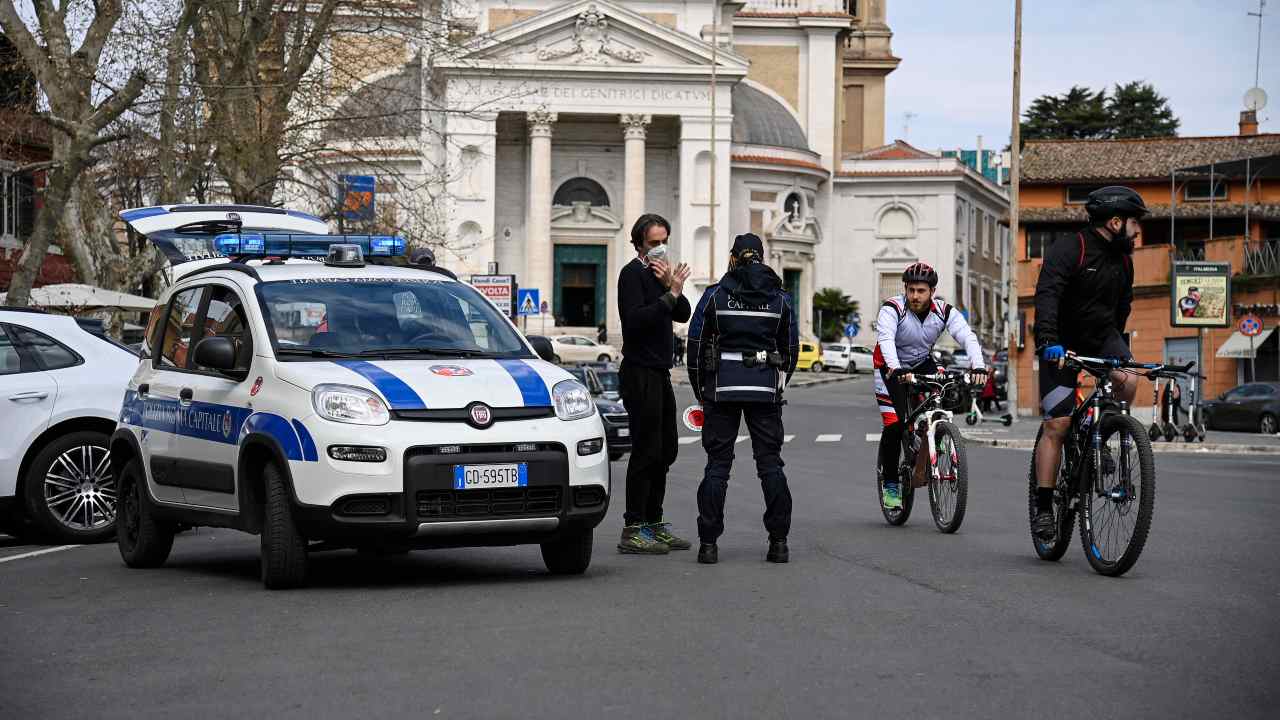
[1063,352,1195,376]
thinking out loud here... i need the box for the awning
[0,283,156,311]
[1216,328,1276,359]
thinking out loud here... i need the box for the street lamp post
[1006,0,1023,419]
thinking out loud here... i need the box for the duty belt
[721,350,783,368]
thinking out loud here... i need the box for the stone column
[526,108,556,320]
[610,113,651,339]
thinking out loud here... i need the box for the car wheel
[552,354,562,364]
[608,451,624,462]
[261,463,308,590]
[116,457,174,568]
[597,353,610,362]
[1261,412,1278,435]
[541,527,593,575]
[23,430,116,544]
[812,362,824,373]
[846,362,856,374]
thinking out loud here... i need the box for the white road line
[0,544,82,565]
[736,435,749,444]
[784,434,796,443]
[865,432,882,442]
[679,436,700,445]
[815,434,842,443]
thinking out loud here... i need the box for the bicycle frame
[902,372,969,481]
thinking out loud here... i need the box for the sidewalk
[957,410,1280,456]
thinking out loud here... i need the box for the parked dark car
[566,366,631,460]
[576,361,620,400]
[1201,382,1280,434]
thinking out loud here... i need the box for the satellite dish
[1244,87,1268,111]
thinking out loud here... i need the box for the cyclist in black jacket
[1031,186,1148,541]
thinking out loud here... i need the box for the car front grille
[602,413,628,426]
[417,488,563,519]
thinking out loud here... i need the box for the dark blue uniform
[687,261,799,543]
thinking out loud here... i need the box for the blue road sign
[844,323,858,338]
[517,288,540,316]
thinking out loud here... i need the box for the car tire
[597,354,611,362]
[541,527,593,575]
[846,362,856,374]
[261,463,308,590]
[1261,413,1278,435]
[552,354,562,364]
[608,451,624,462]
[23,430,116,544]
[116,457,175,568]
[812,362,824,373]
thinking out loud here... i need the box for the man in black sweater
[616,213,692,554]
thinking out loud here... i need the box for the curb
[967,437,1280,456]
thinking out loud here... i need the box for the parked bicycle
[877,369,971,533]
[1028,352,1194,576]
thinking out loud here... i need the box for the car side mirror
[194,336,238,372]
[527,336,555,363]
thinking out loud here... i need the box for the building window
[845,1,858,18]
[1026,226,1076,259]
[1183,179,1227,202]
[1,170,35,239]
[553,177,610,207]
[1066,185,1104,204]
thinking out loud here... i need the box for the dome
[731,83,808,151]
[323,57,422,141]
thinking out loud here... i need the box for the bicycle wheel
[928,421,968,533]
[876,460,914,526]
[1078,413,1155,577]
[1027,425,1076,561]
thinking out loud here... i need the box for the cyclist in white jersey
[873,263,988,509]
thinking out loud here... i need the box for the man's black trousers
[620,362,678,526]
[696,401,791,543]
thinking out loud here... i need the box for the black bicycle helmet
[902,262,938,287]
[1085,186,1149,221]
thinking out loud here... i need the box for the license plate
[453,463,527,490]
[618,428,630,437]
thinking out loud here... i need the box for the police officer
[687,233,799,564]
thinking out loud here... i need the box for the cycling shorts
[875,358,938,428]
[1039,330,1131,420]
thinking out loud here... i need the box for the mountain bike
[877,369,971,533]
[1028,352,1193,576]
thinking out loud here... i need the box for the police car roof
[187,258,457,284]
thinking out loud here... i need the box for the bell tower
[841,0,899,154]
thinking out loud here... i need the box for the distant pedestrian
[616,213,693,554]
[687,233,799,564]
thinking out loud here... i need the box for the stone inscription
[450,78,717,110]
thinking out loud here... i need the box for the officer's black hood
[720,261,783,305]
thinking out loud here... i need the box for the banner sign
[1170,261,1231,328]
[338,175,376,222]
[470,274,516,318]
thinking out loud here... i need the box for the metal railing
[1244,239,1280,277]
[1174,245,1206,262]
[742,0,848,12]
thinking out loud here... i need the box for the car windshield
[257,278,532,359]
[596,370,619,392]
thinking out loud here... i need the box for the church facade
[313,0,901,339]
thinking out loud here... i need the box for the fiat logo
[467,402,494,429]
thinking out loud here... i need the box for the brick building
[1011,126,1280,415]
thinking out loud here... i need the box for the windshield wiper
[275,347,361,358]
[358,346,490,358]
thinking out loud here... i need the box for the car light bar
[212,233,406,258]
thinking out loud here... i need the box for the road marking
[865,432,881,442]
[736,435,749,444]
[679,436,700,445]
[0,544,82,565]
[816,434,842,443]
[784,434,795,443]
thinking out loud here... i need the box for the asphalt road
[2,377,1278,719]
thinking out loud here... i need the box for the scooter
[965,383,1012,427]
[1147,373,1178,442]
[1178,372,1208,442]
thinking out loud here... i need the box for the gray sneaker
[618,524,670,554]
[648,522,692,550]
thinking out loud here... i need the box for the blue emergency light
[212,233,406,258]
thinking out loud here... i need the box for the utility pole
[1006,0,1023,420]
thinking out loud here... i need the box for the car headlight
[312,384,390,425]
[552,380,595,421]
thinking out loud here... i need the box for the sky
[883,0,1279,152]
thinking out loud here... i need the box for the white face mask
[644,243,669,264]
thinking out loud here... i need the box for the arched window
[553,177,610,207]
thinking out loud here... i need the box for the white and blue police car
[111,205,609,588]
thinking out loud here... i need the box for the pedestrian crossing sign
[518,288,540,316]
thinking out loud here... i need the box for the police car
[110,205,609,589]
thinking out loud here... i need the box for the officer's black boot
[766,538,788,563]
[697,542,718,564]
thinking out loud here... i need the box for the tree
[1108,81,1179,139]
[0,0,148,307]
[1020,85,1110,141]
[812,288,859,343]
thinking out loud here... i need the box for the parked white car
[821,341,874,374]
[548,335,617,364]
[0,308,140,542]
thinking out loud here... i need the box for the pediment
[445,1,748,73]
